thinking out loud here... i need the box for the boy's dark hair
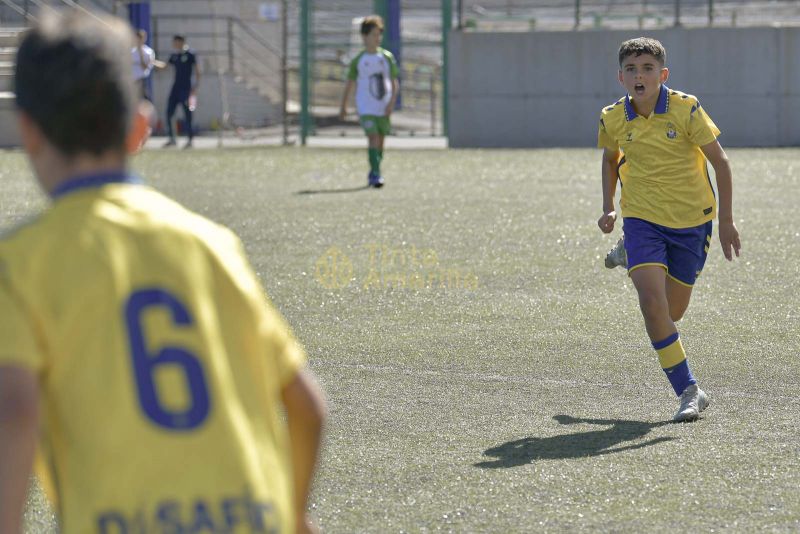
[173,34,186,42]
[618,37,666,67]
[360,15,384,36]
[14,12,136,157]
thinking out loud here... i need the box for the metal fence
[294,1,448,143]
[455,0,800,31]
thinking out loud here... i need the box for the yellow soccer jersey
[597,84,721,228]
[0,173,306,533]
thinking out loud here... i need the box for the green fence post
[442,0,451,138]
[300,0,311,145]
[374,0,388,31]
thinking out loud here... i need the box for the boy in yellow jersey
[0,12,325,533]
[339,15,400,188]
[596,37,741,422]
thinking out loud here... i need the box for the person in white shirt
[339,15,399,188]
[131,29,163,101]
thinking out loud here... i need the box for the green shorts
[359,115,391,136]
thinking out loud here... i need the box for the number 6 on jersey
[124,288,211,430]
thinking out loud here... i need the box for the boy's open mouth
[634,83,646,95]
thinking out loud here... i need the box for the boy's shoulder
[600,87,704,121]
[0,185,239,264]
[120,185,241,254]
[664,87,703,113]
[348,49,367,65]
[0,213,46,251]
[378,47,397,61]
[599,96,628,120]
[351,48,396,60]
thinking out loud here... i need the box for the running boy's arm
[281,369,326,533]
[192,61,201,95]
[385,54,400,117]
[339,79,355,120]
[0,366,39,534]
[701,140,741,261]
[385,77,399,117]
[598,147,622,233]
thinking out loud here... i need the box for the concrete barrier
[449,27,800,147]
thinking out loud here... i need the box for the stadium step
[0,50,13,92]
[0,30,24,48]
[0,30,22,147]
[0,47,16,62]
[0,92,19,148]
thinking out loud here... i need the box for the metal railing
[456,0,800,30]
[151,13,287,138]
[0,0,113,24]
[0,0,36,23]
[0,1,290,142]
[151,14,282,93]
[298,58,442,137]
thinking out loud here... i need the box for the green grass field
[2,146,799,532]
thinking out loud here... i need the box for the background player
[596,37,741,422]
[158,34,200,148]
[0,12,325,533]
[339,15,400,188]
[131,29,159,101]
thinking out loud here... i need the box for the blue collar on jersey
[50,171,143,200]
[624,84,669,121]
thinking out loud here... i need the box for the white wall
[449,27,800,147]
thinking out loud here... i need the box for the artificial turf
[1,146,797,532]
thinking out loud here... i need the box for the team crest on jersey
[625,132,633,142]
[666,122,677,139]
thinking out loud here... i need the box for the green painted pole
[441,0,451,138]
[374,0,388,48]
[300,0,311,145]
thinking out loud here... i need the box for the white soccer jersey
[347,48,399,116]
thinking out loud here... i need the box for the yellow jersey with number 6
[0,173,305,534]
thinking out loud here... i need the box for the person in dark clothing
[159,35,200,148]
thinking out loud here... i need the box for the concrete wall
[449,27,800,147]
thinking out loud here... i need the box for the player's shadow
[475,415,676,469]
[294,185,371,195]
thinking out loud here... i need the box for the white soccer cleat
[604,236,627,269]
[673,384,710,422]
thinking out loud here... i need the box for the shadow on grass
[475,415,676,468]
[295,185,371,195]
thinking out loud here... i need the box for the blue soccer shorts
[623,217,713,287]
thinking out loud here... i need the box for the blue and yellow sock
[652,332,696,396]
